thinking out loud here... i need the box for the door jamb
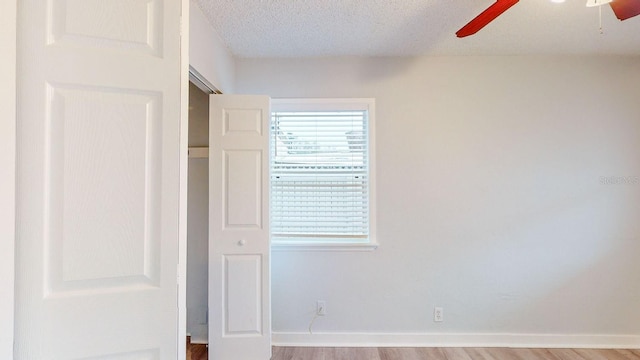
[179,0,190,358]
[1,0,17,357]
[180,9,222,360]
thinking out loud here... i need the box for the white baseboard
[190,337,208,345]
[186,332,208,345]
[272,332,640,349]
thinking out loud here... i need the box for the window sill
[271,242,379,252]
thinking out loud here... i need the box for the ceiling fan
[456,0,640,38]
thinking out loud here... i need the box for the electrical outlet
[434,307,444,322]
[316,301,326,316]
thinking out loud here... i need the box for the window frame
[270,98,377,252]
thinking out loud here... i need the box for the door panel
[210,95,271,360]
[48,0,163,55]
[224,254,263,335]
[15,0,181,358]
[224,150,263,228]
[46,85,161,293]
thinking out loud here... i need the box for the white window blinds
[270,107,370,244]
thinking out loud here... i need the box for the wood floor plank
[379,347,423,360]
[574,348,616,360]
[272,346,296,360]
[416,347,448,360]
[504,348,543,360]
[615,349,640,360]
[292,346,325,360]
[489,347,530,360]
[191,345,207,360]
[593,349,637,360]
[463,347,498,360]
[530,348,564,360]
[186,344,640,360]
[547,349,588,360]
[442,347,474,360]
[325,347,381,360]
[187,343,207,360]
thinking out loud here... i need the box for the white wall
[190,0,235,93]
[236,56,640,346]
[0,0,16,356]
[187,82,210,343]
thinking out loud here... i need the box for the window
[270,98,376,250]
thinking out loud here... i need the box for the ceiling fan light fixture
[586,0,613,7]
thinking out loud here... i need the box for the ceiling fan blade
[456,0,519,38]
[609,0,640,20]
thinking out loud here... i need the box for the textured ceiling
[194,0,640,58]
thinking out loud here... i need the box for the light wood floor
[187,344,640,360]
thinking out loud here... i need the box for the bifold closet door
[209,95,272,360]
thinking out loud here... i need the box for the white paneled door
[15,0,182,358]
[209,96,271,360]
